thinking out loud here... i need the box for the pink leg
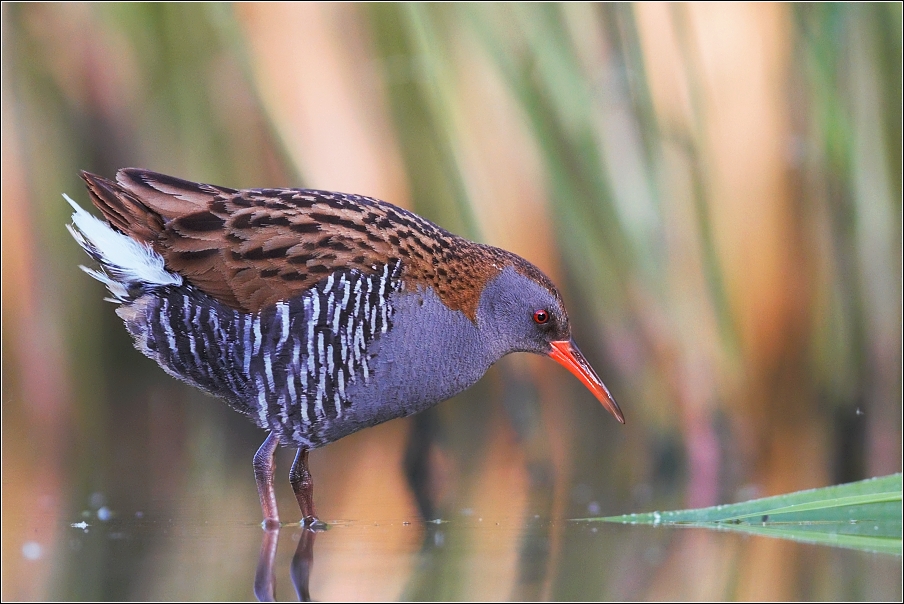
[289,448,322,527]
[253,432,280,529]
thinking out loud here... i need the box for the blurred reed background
[2,3,900,600]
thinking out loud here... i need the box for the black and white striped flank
[68,196,403,448]
[120,262,403,448]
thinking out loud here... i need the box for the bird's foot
[301,516,328,532]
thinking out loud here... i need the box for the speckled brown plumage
[81,168,559,321]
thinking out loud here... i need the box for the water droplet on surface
[89,492,106,509]
[22,542,42,560]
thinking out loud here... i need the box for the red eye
[533,309,550,325]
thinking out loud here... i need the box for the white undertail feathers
[65,194,182,302]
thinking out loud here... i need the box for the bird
[66,168,624,529]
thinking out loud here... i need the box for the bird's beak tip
[548,339,624,424]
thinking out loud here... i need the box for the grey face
[476,266,571,359]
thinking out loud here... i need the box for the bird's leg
[253,432,281,529]
[289,448,323,528]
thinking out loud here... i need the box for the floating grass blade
[584,474,902,555]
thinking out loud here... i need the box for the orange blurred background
[2,3,900,600]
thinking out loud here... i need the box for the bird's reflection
[289,528,315,601]
[400,363,557,599]
[254,527,316,602]
[253,362,556,602]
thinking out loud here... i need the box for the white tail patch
[65,194,182,302]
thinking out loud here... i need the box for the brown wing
[81,168,554,318]
[81,169,403,312]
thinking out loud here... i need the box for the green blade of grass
[582,474,902,555]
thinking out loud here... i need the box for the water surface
[7,498,900,601]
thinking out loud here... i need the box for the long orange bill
[548,339,625,424]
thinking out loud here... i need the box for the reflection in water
[289,529,315,602]
[4,505,899,600]
[254,528,316,602]
[250,503,555,602]
[396,360,560,600]
[513,516,553,601]
[254,529,279,602]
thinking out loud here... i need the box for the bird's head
[476,261,625,424]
